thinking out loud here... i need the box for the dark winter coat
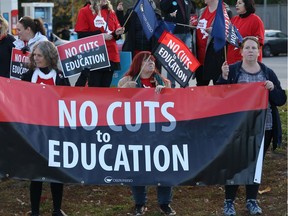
[21,68,70,86]
[0,34,15,78]
[160,0,195,34]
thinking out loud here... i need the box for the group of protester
[0,0,286,216]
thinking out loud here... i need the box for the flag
[134,0,159,40]
[211,0,226,52]
[154,20,176,39]
[211,0,243,51]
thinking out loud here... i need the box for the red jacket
[227,14,264,64]
[75,5,121,63]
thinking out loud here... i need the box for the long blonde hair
[90,0,114,14]
[0,15,9,37]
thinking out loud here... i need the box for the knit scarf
[31,68,56,84]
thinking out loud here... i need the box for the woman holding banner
[217,36,286,216]
[0,15,15,78]
[22,41,70,216]
[74,0,124,87]
[118,51,176,216]
[13,16,47,53]
[227,0,264,64]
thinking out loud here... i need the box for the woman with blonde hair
[74,0,124,87]
[0,15,15,77]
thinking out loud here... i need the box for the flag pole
[134,55,153,82]
[224,45,227,61]
[122,9,134,28]
[176,23,196,29]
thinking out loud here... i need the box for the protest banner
[154,32,200,87]
[0,78,267,185]
[57,34,110,77]
[10,48,30,79]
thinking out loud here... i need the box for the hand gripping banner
[0,78,268,186]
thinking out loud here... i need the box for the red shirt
[196,8,216,65]
[227,14,264,64]
[36,77,54,85]
[75,5,121,62]
[141,77,155,88]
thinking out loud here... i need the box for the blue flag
[211,0,226,52]
[134,0,159,40]
[154,20,176,39]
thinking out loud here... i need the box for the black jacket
[0,34,15,78]
[21,68,70,86]
[122,8,162,57]
[160,0,195,34]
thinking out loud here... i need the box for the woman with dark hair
[0,15,15,77]
[14,16,47,52]
[115,0,124,26]
[218,36,286,216]
[227,0,264,64]
[118,51,176,216]
[22,41,70,216]
[74,0,124,87]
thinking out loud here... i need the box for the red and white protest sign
[10,48,30,80]
[57,34,110,77]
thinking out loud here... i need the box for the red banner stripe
[0,77,268,127]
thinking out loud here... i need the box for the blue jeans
[167,33,192,88]
[131,186,173,205]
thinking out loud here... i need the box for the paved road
[262,56,287,90]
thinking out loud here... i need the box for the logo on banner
[104,176,133,184]
[56,34,110,77]
[104,176,113,183]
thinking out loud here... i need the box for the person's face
[16,22,31,41]
[241,39,259,62]
[99,0,108,6]
[141,57,155,77]
[204,0,215,6]
[33,47,48,68]
[235,0,247,15]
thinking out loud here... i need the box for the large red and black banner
[57,34,110,78]
[0,78,268,186]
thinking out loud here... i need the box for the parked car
[263,30,287,57]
